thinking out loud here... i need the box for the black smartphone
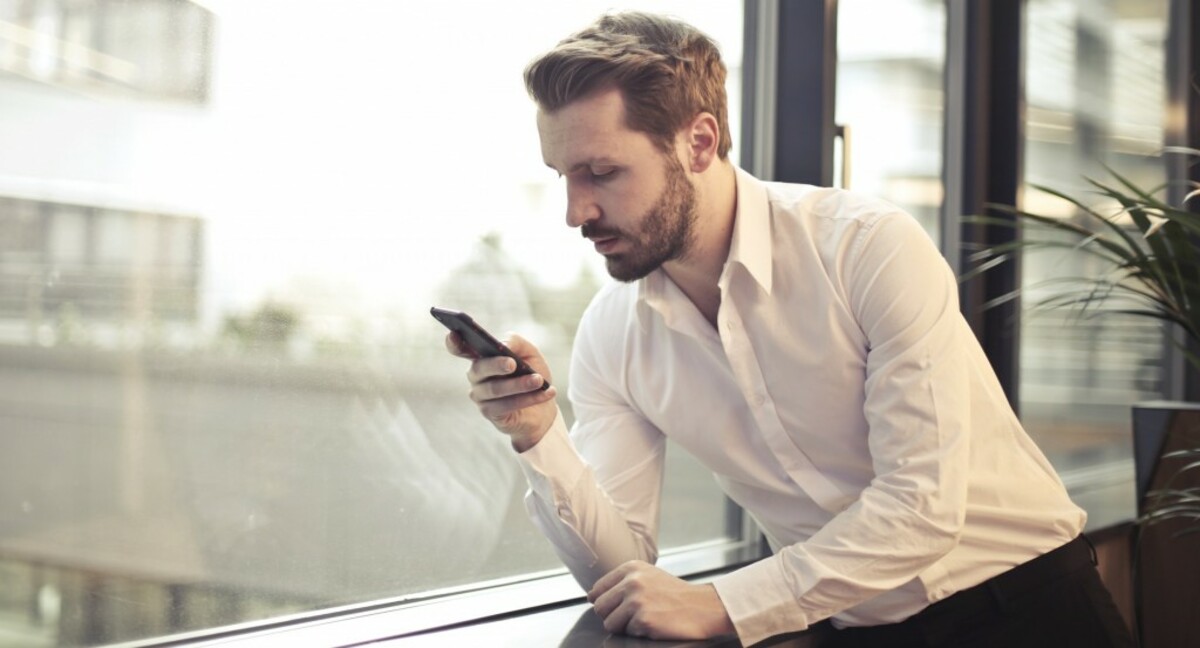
[430,307,551,391]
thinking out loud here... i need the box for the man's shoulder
[568,280,641,386]
[761,179,904,227]
[577,279,639,338]
[752,179,920,261]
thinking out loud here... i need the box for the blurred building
[0,195,203,347]
[0,0,213,348]
[0,0,211,102]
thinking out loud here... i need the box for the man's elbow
[870,484,967,562]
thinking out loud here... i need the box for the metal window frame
[742,0,839,186]
[1165,0,1200,402]
[941,0,1024,409]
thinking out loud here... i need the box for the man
[446,12,1133,648]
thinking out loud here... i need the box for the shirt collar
[725,166,774,294]
[635,270,716,340]
[635,166,773,330]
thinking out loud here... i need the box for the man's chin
[605,255,659,283]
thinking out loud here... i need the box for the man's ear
[683,112,721,173]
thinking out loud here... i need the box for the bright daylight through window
[0,2,743,645]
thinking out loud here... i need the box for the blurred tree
[220,302,300,354]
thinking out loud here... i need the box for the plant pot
[1131,401,1200,648]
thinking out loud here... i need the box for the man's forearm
[516,415,662,589]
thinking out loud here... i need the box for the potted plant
[962,155,1200,648]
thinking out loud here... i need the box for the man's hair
[524,12,732,160]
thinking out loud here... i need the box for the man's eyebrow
[545,157,620,174]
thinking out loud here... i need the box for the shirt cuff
[517,410,588,505]
[712,555,815,647]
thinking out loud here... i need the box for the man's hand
[445,331,558,452]
[588,560,736,641]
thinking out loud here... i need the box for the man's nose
[565,181,600,229]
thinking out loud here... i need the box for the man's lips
[590,236,621,254]
[582,224,623,255]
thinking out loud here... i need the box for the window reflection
[0,0,212,102]
[1020,0,1168,524]
[836,0,945,239]
[0,2,743,644]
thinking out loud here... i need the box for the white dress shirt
[517,167,1086,646]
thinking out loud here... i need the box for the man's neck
[663,161,737,328]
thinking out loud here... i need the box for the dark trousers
[825,536,1134,648]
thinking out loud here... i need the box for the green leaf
[962,166,1200,376]
[1161,145,1200,157]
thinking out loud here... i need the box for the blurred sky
[190,1,743,329]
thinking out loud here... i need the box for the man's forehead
[537,89,627,138]
[537,89,648,170]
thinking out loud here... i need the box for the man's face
[537,88,698,282]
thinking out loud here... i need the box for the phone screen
[430,307,551,391]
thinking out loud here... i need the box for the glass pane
[0,0,212,102]
[836,0,945,239]
[1021,0,1168,526]
[0,2,743,645]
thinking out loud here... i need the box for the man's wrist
[703,584,737,636]
[510,423,552,453]
[511,434,541,453]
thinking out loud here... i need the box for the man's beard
[582,154,699,283]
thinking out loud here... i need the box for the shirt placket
[718,307,848,513]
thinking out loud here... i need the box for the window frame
[13,1,1200,644]
[95,4,771,645]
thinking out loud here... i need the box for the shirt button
[752,393,766,406]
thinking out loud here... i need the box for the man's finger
[470,372,546,403]
[444,332,477,359]
[501,332,534,356]
[466,356,518,385]
[504,334,553,371]
[477,387,557,421]
[588,562,633,603]
[590,577,624,618]
[600,597,638,635]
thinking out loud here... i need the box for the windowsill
[111,465,1138,648]
[117,539,763,648]
[365,575,834,648]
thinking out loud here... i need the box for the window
[0,2,744,645]
[0,0,213,102]
[836,0,945,238]
[0,197,201,346]
[1020,0,1169,527]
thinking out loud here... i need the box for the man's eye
[590,168,616,182]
